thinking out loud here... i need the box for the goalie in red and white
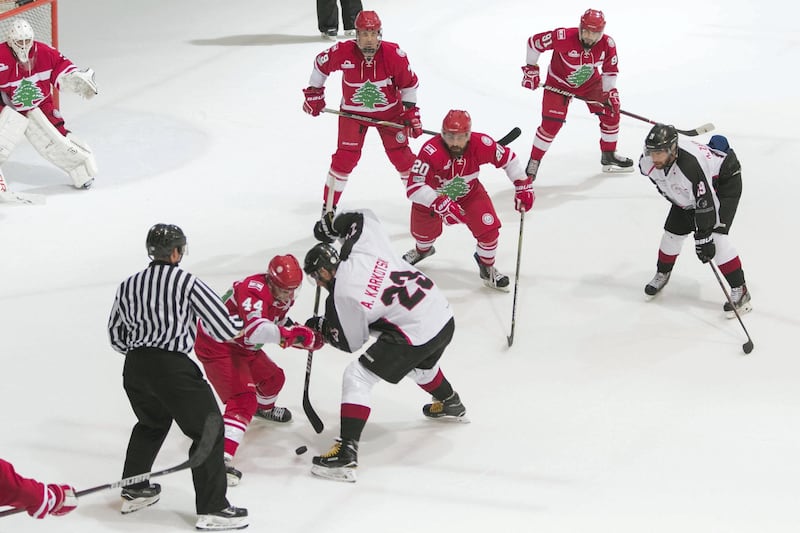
[0,18,98,190]
[193,254,323,486]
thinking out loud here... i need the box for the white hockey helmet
[7,18,34,63]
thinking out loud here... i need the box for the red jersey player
[0,18,98,191]
[402,110,534,291]
[0,458,77,518]
[194,255,322,486]
[301,10,423,220]
[520,9,632,181]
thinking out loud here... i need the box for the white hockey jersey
[323,209,453,353]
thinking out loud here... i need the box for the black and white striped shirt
[108,262,241,355]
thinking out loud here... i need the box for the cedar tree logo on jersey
[351,81,388,109]
[566,65,594,87]
[12,79,45,108]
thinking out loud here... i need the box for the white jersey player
[302,208,467,482]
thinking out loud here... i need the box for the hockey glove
[431,195,467,225]
[603,88,621,116]
[401,106,423,138]
[302,86,325,116]
[61,68,97,99]
[694,231,716,263]
[513,177,535,212]
[305,316,331,345]
[520,65,540,91]
[313,211,337,243]
[28,484,77,518]
[279,325,322,350]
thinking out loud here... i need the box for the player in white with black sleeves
[107,223,249,531]
[303,209,467,483]
[639,125,752,317]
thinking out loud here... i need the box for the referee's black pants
[122,347,228,515]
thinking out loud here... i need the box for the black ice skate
[195,506,249,531]
[402,246,436,265]
[423,392,468,422]
[254,406,292,423]
[311,438,358,483]
[224,458,242,487]
[526,158,541,181]
[120,483,161,515]
[474,253,510,291]
[644,271,671,297]
[724,284,752,318]
[601,151,634,173]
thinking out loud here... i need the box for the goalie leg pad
[0,106,30,164]
[24,108,97,188]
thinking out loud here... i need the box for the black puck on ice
[295,446,308,455]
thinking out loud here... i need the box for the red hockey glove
[513,177,535,212]
[279,325,322,350]
[520,65,540,91]
[603,88,621,116]
[401,106,423,138]
[28,484,77,518]
[432,195,467,225]
[302,86,325,116]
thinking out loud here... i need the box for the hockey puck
[295,446,308,455]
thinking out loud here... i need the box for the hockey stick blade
[0,415,222,517]
[0,190,46,205]
[676,123,715,137]
[497,127,522,147]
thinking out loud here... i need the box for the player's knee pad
[226,392,258,422]
[385,146,415,173]
[254,367,286,399]
[331,149,361,175]
[659,231,687,256]
[24,108,97,188]
[711,232,739,265]
[341,360,380,406]
[476,227,500,245]
[407,364,440,387]
[0,106,29,164]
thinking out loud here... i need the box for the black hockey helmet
[644,124,678,154]
[146,223,187,259]
[303,243,340,279]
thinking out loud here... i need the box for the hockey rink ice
[1,1,797,531]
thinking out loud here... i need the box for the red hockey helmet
[580,9,606,33]
[267,254,303,302]
[442,110,472,135]
[355,10,382,32]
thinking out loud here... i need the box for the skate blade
[120,496,160,515]
[601,165,635,173]
[725,302,753,319]
[310,465,357,483]
[425,414,471,424]
[482,280,511,293]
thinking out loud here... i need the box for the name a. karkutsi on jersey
[361,257,389,309]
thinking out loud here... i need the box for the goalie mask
[7,19,34,63]
[267,254,303,304]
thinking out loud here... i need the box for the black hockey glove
[313,211,337,243]
[305,316,331,343]
[694,230,716,263]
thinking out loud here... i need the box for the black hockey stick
[709,261,754,354]
[541,85,715,136]
[507,210,526,347]
[323,108,522,145]
[302,283,324,434]
[0,414,221,518]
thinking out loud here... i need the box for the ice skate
[321,28,337,40]
[601,151,634,173]
[724,284,752,318]
[224,458,242,487]
[120,483,161,514]
[402,246,436,266]
[525,158,540,181]
[253,406,292,423]
[344,29,356,37]
[474,253,510,291]
[644,271,671,297]
[310,438,358,483]
[423,392,469,422]
[195,506,249,531]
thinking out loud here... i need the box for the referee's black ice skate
[601,151,634,173]
[724,284,752,318]
[644,271,671,297]
[403,246,436,265]
[195,505,249,531]
[474,253,510,291]
[311,438,358,483]
[423,392,468,422]
[120,483,161,514]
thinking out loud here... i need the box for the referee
[108,223,248,531]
